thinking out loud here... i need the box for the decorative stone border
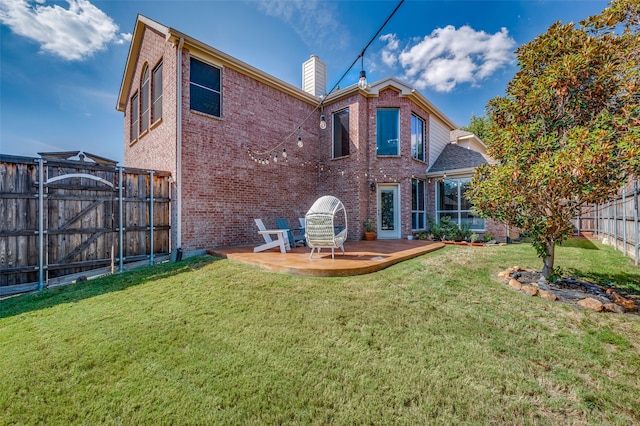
[498,266,636,314]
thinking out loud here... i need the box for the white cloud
[380,33,398,67]
[381,26,516,92]
[255,0,349,51]
[0,0,130,61]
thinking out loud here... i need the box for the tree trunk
[541,238,555,278]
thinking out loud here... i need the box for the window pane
[411,179,426,230]
[152,63,163,122]
[460,212,485,230]
[376,109,399,155]
[190,86,220,117]
[141,67,149,133]
[438,212,458,225]
[412,179,418,210]
[141,109,149,132]
[411,114,425,161]
[333,109,349,158]
[381,190,395,230]
[459,178,473,211]
[190,58,221,117]
[130,92,138,141]
[190,58,220,91]
[438,180,458,211]
[418,212,425,229]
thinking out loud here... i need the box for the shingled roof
[428,143,490,173]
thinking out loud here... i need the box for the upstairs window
[152,62,163,122]
[411,113,425,161]
[190,58,221,117]
[140,65,150,133]
[376,108,399,156]
[130,91,139,142]
[332,108,350,158]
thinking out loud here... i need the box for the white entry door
[377,184,400,239]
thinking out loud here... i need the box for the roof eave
[425,166,478,177]
[323,78,457,130]
[116,15,169,112]
[116,15,320,112]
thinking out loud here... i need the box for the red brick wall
[177,50,319,251]
[319,88,431,239]
[123,26,179,252]
[124,26,177,174]
[122,29,497,251]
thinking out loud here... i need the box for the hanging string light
[358,54,368,90]
[247,0,405,165]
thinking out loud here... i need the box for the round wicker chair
[304,195,348,259]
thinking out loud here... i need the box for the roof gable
[324,77,457,130]
[116,15,319,112]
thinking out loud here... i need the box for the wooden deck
[207,239,445,277]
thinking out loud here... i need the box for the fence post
[622,186,627,257]
[613,199,618,251]
[37,159,45,291]
[634,178,639,266]
[149,170,154,265]
[118,166,124,272]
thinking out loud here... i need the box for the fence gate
[0,152,171,296]
[41,161,118,285]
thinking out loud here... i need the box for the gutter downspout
[176,37,184,255]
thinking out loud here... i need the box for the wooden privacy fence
[0,154,171,296]
[574,178,639,265]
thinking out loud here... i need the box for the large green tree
[462,113,493,142]
[468,0,640,278]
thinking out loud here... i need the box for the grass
[1,239,639,425]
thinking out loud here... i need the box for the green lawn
[1,239,639,425]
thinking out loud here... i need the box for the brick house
[116,15,506,256]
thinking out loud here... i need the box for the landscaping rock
[604,303,626,314]
[539,290,558,301]
[498,270,511,279]
[497,268,637,315]
[606,289,636,311]
[508,278,523,290]
[578,298,604,312]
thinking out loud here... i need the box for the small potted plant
[363,219,376,241]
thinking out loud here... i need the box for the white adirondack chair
[253,219,290,253]
[304,196,348,259]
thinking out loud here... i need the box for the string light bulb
[282,148,287,158]
[297,136,303,148]
[358,55,368,90]
[319,114,326,130]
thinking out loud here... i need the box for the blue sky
[0,0,609,164]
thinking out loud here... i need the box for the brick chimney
[302,55,326,97]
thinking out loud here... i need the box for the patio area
[207,239,445,277]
